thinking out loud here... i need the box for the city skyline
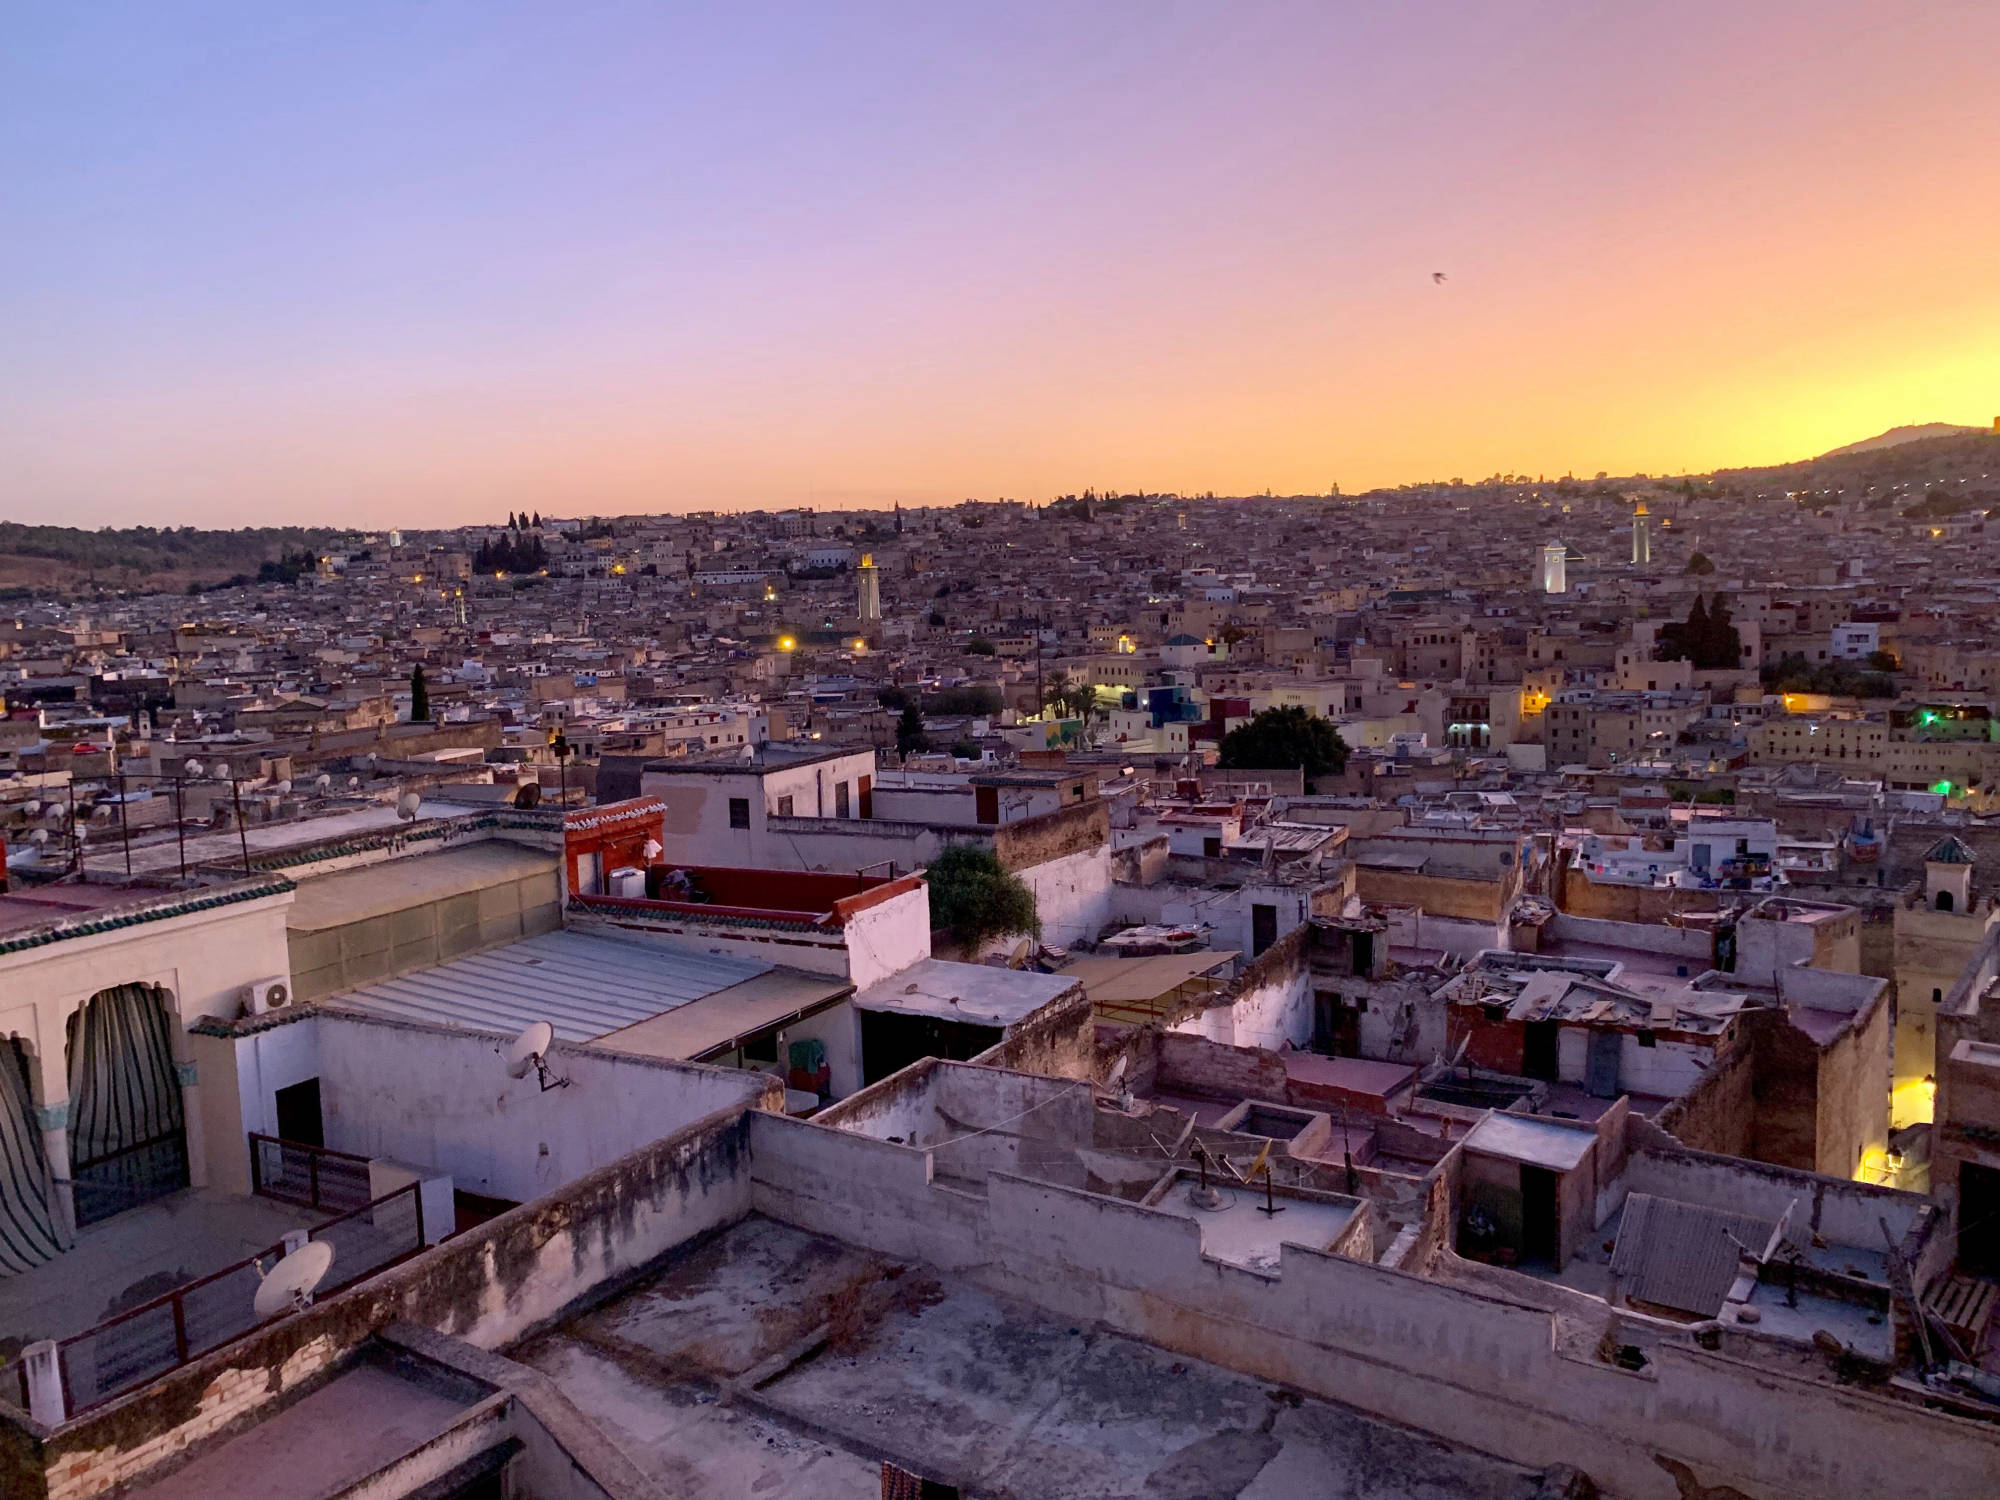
[7,1,1999,529]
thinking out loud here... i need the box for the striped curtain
[0,1039,69,1275]
[66,984,187,1226]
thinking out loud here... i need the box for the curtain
[0,1039,69,1275]
[66,983,187,1226]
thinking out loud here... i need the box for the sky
[4,1,1999,529]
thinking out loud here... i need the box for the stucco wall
[197,1011,765,1205]
[749,1112,2000,1500]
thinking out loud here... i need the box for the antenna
[505,1020,569,1091]
[397,790,423,822]
[314,773,332,794]
[252,1240,334,1319]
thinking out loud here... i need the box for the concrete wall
[749,1111,1999,1500]
[1010,844,1114,950]
[1172,926,1312,1051]
[1545,912,1714,967]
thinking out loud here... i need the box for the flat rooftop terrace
[512,1214,1559,1500]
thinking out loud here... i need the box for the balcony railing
[21,1179,427,1419]
[249,1133,375,1214]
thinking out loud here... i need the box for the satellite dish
[276,779,292,794]
[348,775,361,790]
[30,829,48,846]
[314,773,332,794]
[21,800,39,817]
[642,838,663,862]
[397,790,423,821]
[505,1020,567,1090]
[253,1240,334,1319]
[1105,1057,1128,1092]
[184,760,204,779]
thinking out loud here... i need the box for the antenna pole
[67,777,81,878]
[232,774,250,873]
[174,773,187,881]
[117,771,131,880]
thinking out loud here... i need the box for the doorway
[1523,1020,1560,1082]
[1520,1166,1560,1265]
[1250,903,1278,956]
[1961,1163,2000,1276]
[66,983,189,1226]
[275,1077,324,1147]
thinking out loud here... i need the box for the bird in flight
[1432,272,1447,284]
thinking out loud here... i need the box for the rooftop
[333,928,784,1041]
[510,1213,1554,1500]
[851,957,1081,1028]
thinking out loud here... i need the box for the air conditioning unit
[246,977,292,1016]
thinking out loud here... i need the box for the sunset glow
[6,2,1998,526]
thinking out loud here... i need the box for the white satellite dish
[30,829,48,846]
[21,800,39,817]
[397,790,423,821]
[252,1240,334,1319]
[347,775,361,790]
[276,779,292,794]
[183,760,204,779]
[314,773,332,794]
[641,838,663,862]
[505,1020,568,1091]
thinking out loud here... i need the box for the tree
[896,704,929,756]
[1684,551,1715,575]
[926,609,947,628]
[925,844,1039,950]
[1865,649,1900,673]
[1657,593,1741,671]
[408,664,430,722]
[950,738,980,760]
[877,685,911,712]
[966,637,996,656]
[531,511,542,528]
[1218,706,1349,791]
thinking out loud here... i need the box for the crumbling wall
[974,983,1093,1080]
[14,1101,766,1500]
[1153,1031,1290,1101]
[1656,1037,1756,1159]
[751,1113,2000,1500]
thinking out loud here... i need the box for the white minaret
[1631,498,1652,567]
[856,552,881,622]
[1541,541,1567,594]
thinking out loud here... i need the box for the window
[1637,1029,1657,1048]
[775,795,794,817]
[728,797,750,829]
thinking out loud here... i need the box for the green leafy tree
[1684,551,1715,575]
[896,703,929,756]
[408,664,430,722]
[1218,706,1349,792]
[966,637,996,656]
[877,685,911,712]
[925,844,1040,949]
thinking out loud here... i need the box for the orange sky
[5,3,1998,526]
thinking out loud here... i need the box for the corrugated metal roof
[1611,1193,1776,1317]
[334,931,771,1042]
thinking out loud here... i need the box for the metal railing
[47,1179,426,1417]
[248,1133,375,1214]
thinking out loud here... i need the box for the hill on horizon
[1818,422,1984,458]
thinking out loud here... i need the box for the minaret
[1631,497,1652,567]
[856,553,881,622]
[1541,541,1567,594]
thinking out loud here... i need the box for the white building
[1540,541,1567,594]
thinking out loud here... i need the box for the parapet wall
[749,1109,2000,1500]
